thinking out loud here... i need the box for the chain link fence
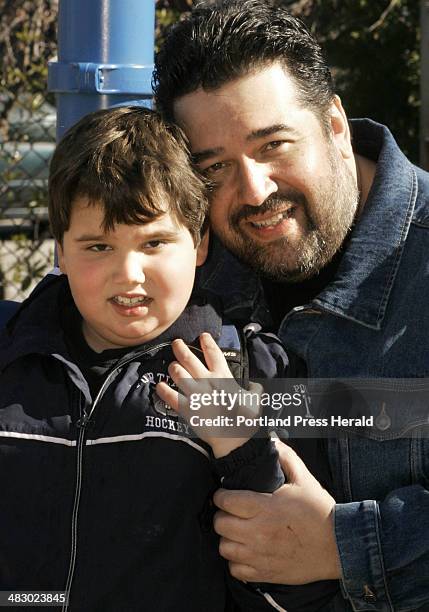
[0,93,55,300]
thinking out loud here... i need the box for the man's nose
[238,159,278,206]
[114,253,146,285]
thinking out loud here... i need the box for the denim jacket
[197,120,429,612]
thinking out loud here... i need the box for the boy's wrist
[211,437,251,458]
[213,435,285,493]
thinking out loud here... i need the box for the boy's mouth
[111,295,152,306]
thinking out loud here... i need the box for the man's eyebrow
[191,124,296,163]
[192,147,225,164]
[247,124,297,141]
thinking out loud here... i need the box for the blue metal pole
[48,0,155,139]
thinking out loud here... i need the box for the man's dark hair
[49,106,208,244]
[153,0,335,125]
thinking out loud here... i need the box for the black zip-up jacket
[0,275,294,612]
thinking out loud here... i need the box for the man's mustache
[230,191,308,226]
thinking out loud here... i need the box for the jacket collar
[197,235,262,319]
[313,119,417,329]
[198,119,417,331]
[0,274,223,370]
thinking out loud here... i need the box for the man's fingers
[274,438,311,484]
[228,562,260,582]
[213,488,267,518]
[213,511,252,544]
[219,537,252,565]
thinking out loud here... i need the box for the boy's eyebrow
[137,229,183,239]
[192,124,296,163]
[74,229,183,242]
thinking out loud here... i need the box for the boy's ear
[56,242,67,274]
[196,228,210,266]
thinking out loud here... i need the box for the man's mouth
[246,207,296,229]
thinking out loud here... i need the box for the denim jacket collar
[197,235,265,322]
[313,119,417,329]
[199,120,418,330]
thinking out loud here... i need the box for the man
[153,1,429,610]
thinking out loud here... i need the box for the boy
[0,106,306,611]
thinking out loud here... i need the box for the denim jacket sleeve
[335,484,429,611]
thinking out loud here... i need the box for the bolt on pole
[48,0,156,141]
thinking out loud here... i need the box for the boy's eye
[88,244,112,252]
[145,240,165,249]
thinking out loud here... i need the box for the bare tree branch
[368,0,400,33]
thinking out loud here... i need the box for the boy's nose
[114,253,146,285]
[238,159,278,206]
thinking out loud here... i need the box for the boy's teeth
[114,296,148,305]
[251,210,291,228]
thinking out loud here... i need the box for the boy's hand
[156,333,261,457]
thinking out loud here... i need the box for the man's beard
[213,149,359,283]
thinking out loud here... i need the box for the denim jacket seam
[311,301,382,331]
[373,501,395,611]
[374,167,417,326]
[411,218,429,229]
[278,308,325,376]
[300,315,326,378]
[335,500,393,610]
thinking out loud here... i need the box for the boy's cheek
[56,242,67,275]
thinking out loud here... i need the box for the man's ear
[56,241,67,275]
[329,95,354,160]
[196,228,210,266]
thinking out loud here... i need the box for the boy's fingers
[155,382,193,423]
[155,381,180,413]
[171,339,208,377]
[200,333,231,375]
[168,362,201,398]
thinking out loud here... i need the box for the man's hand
[213,440,342,584]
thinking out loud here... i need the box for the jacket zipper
[61,341,172,612]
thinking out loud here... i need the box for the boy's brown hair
[48,106,208,244]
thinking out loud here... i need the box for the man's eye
[204,161,228,175]
[88,244,111,252]
[264,140,286,152]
